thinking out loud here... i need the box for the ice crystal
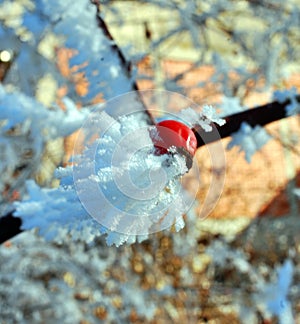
[227,122,272,163]
[273,87,299,116]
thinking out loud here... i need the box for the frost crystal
[219,96,244,117]
[0,86,88,141]
[255,259,294,324]
[227,122,272,162]
[178,105,225,132]
[0,85,88,201]
[273,87,299,116]
[14,108,191,246]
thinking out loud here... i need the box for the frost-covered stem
[194,95,300,147]
[1,97,299,244]
[91,0,133,79]
[91,0,155,124]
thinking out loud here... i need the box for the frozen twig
[1,95,299,244]
[193,95,300,147]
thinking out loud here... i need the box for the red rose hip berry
[150,119,198,157]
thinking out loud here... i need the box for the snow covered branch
[194,94,300,148]
[1,93,299,245]
[0,0,299,246]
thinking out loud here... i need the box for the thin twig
[193,96,300,147]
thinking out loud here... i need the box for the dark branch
[0,211,22,244]
[193,96,300,147]
[91,0,156,125]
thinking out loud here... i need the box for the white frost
[273,87,299,116]
[255,259,294,324]
[227,122,272,163]
[178,105,225,132]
